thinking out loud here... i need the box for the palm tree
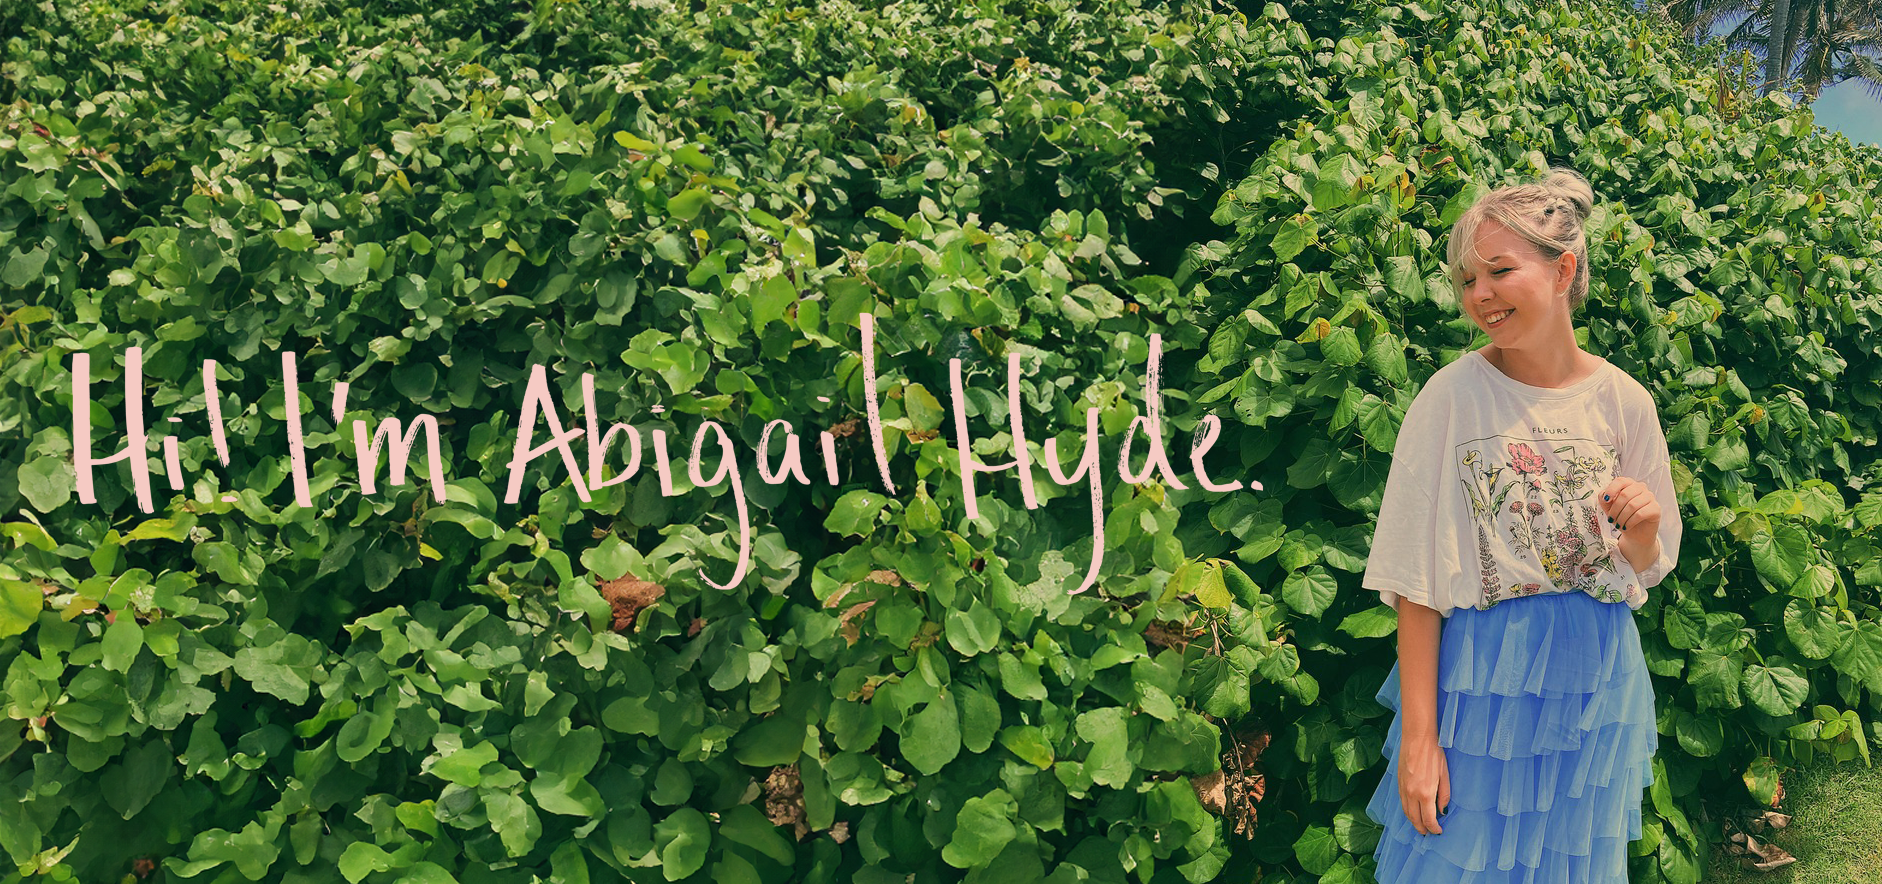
[1658,0,1882,100]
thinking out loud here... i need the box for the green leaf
[1293,825,1339,875]
[549,840,590,884]
[0,580,44,639]
[1220,561,1264,608]
[1310,154,1361,211]
[102,739,172,820]
[1748,523,1811,591]
[650,759,692,806]
[942,790,1017,869]
[666,189,711,221]
[194,542,258,585]
[396,802,440,838]
[1663,595,1706,650]
[17,456,71,513]
[2,522,54,552]
[824,490,890,536]
[339,842,393,884]
[1688,649,1742,711]
[1194,561,1232,609]
[428,742,498,787]
[124,517,194,542]
[1742,756,1781,807]
[752,273,797,334]
[997,653,1048,702]
[1670,706,1725,757]
[1783,600,1844,659]
[171,819,282,880]
[1829,620,1882,694]
[902,694,963,775]
[958,684,1000,754]
[1193,648,1255,720]
[654,808,711,881]
[101,616,143,673]
[1075,707,1132,788]
[1336,606,1396,639]
[532,773,607,816]
[717,805,794,865]
[392,363,438,401]
[1281,567,1339,617]
[336,711,391,763]
[233,634,320,704]
[733,714,807,767]
[783,226,816,265]
[999,726,1055,768]
[1319,326,1363,366]
[1271,215,1313,262]
[1741,663,1809,716]
[1383,256,1426,303]
[2,246,50,287]
[487,790,542,857]
[945,602,1002,656]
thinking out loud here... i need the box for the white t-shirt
[1363,348,1682,618]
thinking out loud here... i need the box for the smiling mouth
[1486,309,1514,327]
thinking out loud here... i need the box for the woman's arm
[1396,598,1449,835]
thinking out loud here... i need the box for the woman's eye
[1494,268,1511,275]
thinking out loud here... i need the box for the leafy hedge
[0,0,1339,881]
[1189,0,1882,881]
[5,0,1882,882]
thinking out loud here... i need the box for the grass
[1701,756,1882,883]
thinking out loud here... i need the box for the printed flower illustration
[1508,442,1546,475]
[1541,547,1564,580]
[1555,530,1584,557]
[1466,434,1636,613]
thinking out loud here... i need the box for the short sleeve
[1619,386,1681,594]
[1362,390,1460,617]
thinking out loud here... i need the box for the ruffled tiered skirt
[1366,590,1657,884]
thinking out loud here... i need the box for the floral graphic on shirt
[1458,435,1638,610]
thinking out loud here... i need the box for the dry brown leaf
[763,765,811,841]
[1191,770,1226,815]
[839,601,877,646]
[1144,620,1199,652]
[596,577,665,633]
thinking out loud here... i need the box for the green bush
[1192,0,1882,880]
[0,0,1324,881]
[5,0,1882,881]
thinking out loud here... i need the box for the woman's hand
[1600,477,1661,538]
[1398,734,1451,836]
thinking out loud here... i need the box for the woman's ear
[1556,250,1577,295]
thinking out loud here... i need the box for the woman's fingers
[1438,760,1451,817]
[1398,742,1447,835]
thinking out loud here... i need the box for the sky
[1811,81,1882,148]
[1694,9,1882,148]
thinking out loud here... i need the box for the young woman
[1362,167,1682,882]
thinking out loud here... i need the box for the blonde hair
[1445,167,1596,311]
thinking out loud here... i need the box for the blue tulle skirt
[1366,590,1657,884]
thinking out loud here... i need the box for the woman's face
[1457,219,1575,343]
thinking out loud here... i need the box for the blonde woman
[1362,167,1682,882]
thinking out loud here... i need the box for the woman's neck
[1480,343,1595,389]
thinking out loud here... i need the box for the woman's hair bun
[1543,167,1594,223]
